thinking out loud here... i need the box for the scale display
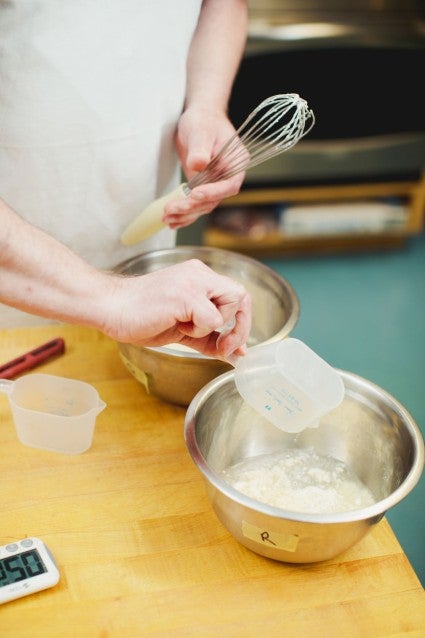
[0,547,47,585]
[0,538,60,604]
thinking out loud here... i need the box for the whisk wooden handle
[120,183,188,245]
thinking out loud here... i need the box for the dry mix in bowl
[221,447,375,514]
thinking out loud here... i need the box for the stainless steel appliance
[230,1,425,186]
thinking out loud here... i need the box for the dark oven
[228,0,425,188]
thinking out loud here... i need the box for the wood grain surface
[0,325,424,637]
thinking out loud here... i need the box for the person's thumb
[185,128,215,174]
[186,149,211,174]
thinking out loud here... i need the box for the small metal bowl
[114,246,299,405]
[184,369,424,563]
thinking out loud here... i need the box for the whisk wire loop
[187,93,315,190]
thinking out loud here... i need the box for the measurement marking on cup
[265,385,303,415]
[242,521,299,552]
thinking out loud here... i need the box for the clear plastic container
[234,338,344,433]
[0,373,106,454]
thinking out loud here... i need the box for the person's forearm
[0,199,251,358]
[0,199,112,327]
[185,0,248,112]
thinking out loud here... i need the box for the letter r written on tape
[242,521,300,552]
[260,531,277,545]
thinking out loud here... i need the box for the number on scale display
[0,549,47,587]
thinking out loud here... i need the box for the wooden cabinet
[199,173,425,257]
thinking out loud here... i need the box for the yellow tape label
[242,520,299,552]
[119,353,150,392]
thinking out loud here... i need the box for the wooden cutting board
[0,324,424,637]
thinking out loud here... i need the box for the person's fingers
[163,176,244,228]
[109,258,252,359]
[215,295,252,358]
[190,176,244,204]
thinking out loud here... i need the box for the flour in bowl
[221,448,375,513]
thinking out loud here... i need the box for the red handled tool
[0,338,65,379]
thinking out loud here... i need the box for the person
[0,0,251,361]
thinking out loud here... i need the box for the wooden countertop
[0,325,424,637]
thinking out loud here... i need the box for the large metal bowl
[184,369,424,563]
[115,246,299,405]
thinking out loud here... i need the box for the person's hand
[102,259,251,361]
[162,106,245,230]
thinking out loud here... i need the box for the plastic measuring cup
[0,373,106,454]
[234,338,344,433]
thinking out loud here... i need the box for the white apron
[0,0,202,327]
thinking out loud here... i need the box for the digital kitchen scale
[0,538,60,604]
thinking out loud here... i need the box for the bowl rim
[184,368,425,524]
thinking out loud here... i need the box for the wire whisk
[121,93,315,245]
[186,93,315,191]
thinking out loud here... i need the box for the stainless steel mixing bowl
[115,246,299,406]
[184,369,424,563]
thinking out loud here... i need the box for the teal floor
[261,233,425,585]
